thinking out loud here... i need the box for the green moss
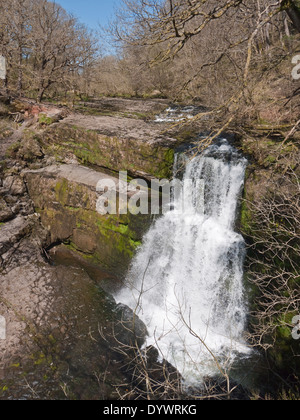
[30,168,151,276]
[40,200,146,274]
[6,141,21,158]
[175,127,199,144]
[129,238,142,249]
[277,325,292,339]
[55,179,69,205]
[264,155,277,165]
[39,113,55,126]
[42,124,176,180]
[240,198,253,235]
[0,126,14,140]
[96,216,140,259]
[98,220,129,236]
[34,352,47,366]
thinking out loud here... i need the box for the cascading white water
[116,138,251,385]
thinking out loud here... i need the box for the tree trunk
[282,1,300,32]
[37,87,45,103]
[17,51,23,96]
[286,8,300,31]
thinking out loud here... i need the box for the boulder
[113,303,148,348]
[16,131,44,162]
[3,175,26,196]
[0,198,13,222]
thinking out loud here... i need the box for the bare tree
[29,0,98,103]
[103,0,300,397]
[112,0,300,54]
[0,0,32,95]
[243,166,300,351]
[105,1,297,109]
[282,0,300,32]
[0,0,99,101]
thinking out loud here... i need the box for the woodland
[0,0,299,401]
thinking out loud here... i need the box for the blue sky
[56,0,120,30]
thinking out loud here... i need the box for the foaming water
[115,139,251,385]
[154,105,200,122]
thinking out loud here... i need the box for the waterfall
[116,138,251,385]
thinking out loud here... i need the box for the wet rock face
[0,160,149,399]
[0,263,56,374]
[114,303,148,349]
[24,164,151,276]
[1,97,175,278]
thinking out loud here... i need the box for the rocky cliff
[0,95,182,399]
[24,164,151,276]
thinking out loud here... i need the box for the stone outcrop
[41,114,177,180]
[1,96,178,276]
[24,164,151,276]
[10,97,69,124]
[0,96,184,399]
[0,215,39,268]
[76,96,168,116]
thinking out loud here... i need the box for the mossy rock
[41,124,176,180]
[38,113,55,127]
[25,168,151,277]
